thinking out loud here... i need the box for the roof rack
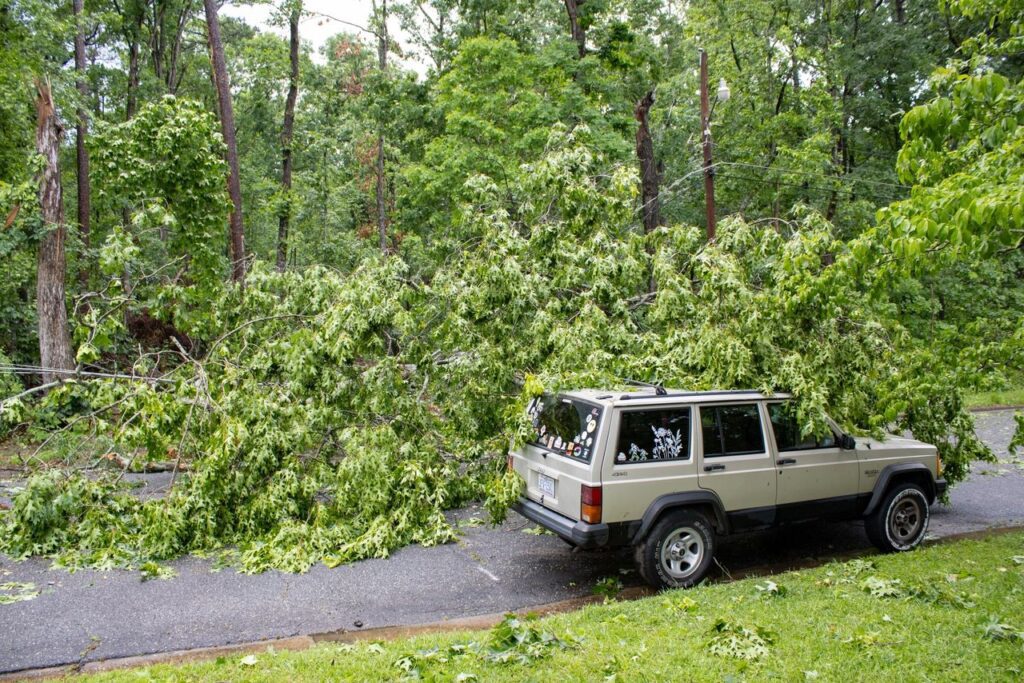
[624,379,667,396]
[619,389,764,401]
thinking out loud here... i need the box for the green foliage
[0,581,39,605]
[593,576,624,602]
[485,469,524,525]
[707,619,775,661]
[0,128,1002,572]
[90,96,232,330]
[484,613,579,664]
[0,0,1018,578]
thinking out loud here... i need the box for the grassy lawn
[80,532,1024,682]
[966,388,1024,410]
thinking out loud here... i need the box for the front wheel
[637,510,715,589]
[865,482,930,552]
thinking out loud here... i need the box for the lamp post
[699,49,729,242]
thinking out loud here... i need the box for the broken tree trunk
[35,80,76,385]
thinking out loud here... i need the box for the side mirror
[839,434,856,450]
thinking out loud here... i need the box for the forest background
[0,0,1021,573]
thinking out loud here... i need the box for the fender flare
[632,491,729,544]
[863,463,936,516]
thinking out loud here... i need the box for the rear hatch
[510,394,604,522]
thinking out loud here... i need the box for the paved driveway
[1,410,1021,675]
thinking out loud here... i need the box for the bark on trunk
[635,91,662,236]
[563,0,586,58]
[277,3,300,272]
[74,0,91,287]
[203,0,246,284]
[122,0,143,120]
[374,0,389,255]
[35,81,76,385]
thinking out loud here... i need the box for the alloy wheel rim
[890,497,923,542]
[660,526,704,579]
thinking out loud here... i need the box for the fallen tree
[0,128,1004,573]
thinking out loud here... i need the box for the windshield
[526,394,602,462]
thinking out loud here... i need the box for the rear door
[696,402,777,529]
[510,395,605,522]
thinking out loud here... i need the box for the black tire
[865,482,930,552]
[636,510,715,589]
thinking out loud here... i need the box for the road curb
[3,524,1023,681]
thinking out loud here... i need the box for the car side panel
[696,403,777,519]
[600,406,700,523]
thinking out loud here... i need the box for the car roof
[563,388,793,408]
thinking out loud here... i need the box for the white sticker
[554,437,563,449]
[616,453,626,463]
[586,421,596,433]
[586,437,593,447]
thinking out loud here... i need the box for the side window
[614,407,691,464]
[768,403,836,451]
[701,404,765,458]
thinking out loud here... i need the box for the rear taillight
[936,452,943,478]
[581,484,602,524]
[507,453,514,471]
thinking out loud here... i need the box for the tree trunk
[635,91,661,236]
[203,0,246,284]
[893,0,906,24]
[124,2,142,120]
[563,0,586,58]
[373,0,389,255]
[74,0,91,287]
[166,0,192,94]
[277,2,300,272]
[35,81,76,385]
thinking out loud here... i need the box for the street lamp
[700,49,728,242]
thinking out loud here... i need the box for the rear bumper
[935,478,947,499]
[512,497,610,549]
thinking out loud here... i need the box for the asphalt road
[1,410,1022,675]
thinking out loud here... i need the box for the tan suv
[509,387,946,588]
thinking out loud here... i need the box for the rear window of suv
[527,395,603,462]
[614,407,691,464]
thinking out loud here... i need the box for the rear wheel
[865,482,929,552]
[637,510,715,589]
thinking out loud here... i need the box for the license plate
[537,473,556,498]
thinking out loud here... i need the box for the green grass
[965,388,1024,409]
[80,532,1024,682]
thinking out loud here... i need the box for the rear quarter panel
[600,405,700,523]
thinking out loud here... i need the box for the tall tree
[34,81,75,385]
[372,0,389,255]
[634,90,661,236]
[563,0,586,57]
[277,1,300,272]
[203,0,246,283]
[73,0,90,286]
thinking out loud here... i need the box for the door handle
[777,458,796,466]
[703,464,726,472]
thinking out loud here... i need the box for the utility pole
[699,49,716,243]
